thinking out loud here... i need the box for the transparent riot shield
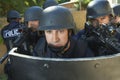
[8,48,120,80]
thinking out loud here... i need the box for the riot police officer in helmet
[1,10,23,80]
[34,6,93,58]
[24,6,43,32]
[75,0,113,39]
[7,10,21,23]
[22,6,43,53]
[43,0,58,9]
[75,0,117,56]
[111,4,120,42]
[86,0,113,24]
[85,0,114,37]
[111,4,120,28]
[1,10,22,52]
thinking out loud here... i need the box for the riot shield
[8,48,120,80]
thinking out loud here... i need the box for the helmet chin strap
[48,38,70,54]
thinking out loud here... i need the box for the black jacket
[34,37,94,58]
[1,21,23,51]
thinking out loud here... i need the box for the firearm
[85,21,120,54]
[14,25,32,47]
[0,24,32,64]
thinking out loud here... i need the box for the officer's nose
[52,31,59,42]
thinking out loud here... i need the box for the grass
[0,17,7,45]
[0,18,6,79]
[0,36,3,44]
[0,74,7,80]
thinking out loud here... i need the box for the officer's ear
[24,21,28,27]
[7,18,10,23]
[68,29,73,36]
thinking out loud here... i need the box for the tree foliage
[0,0,45,16]
[73,0,92,10]
[0,0,91,17]
[81,0,92,9]
[57,0,70,3]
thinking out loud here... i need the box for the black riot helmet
[24,6,43,22]
[39,6,75,31]
[86,0,113,19]
[112,4,120,16]
[7,10,21,22]
[43,0,58,9]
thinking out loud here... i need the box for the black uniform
[28,31,43,51]
[34,37,93,58]
[1,21,22,51]
[75,25,120,56]
[1,21,26,80]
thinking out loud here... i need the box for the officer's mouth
[50,43,63,47]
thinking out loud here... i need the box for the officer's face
[28,20,39,31]
[112,16,120,23]
[45,29,69,47]
[96,15,110,24]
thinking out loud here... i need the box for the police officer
[111,4,120,41]
[75,0,113,39]
[75,0,115,56]
[1,10,23,80]
[1,10,22,52]
[43,0,58,9]
[34,6,93,58]
[23,6,43,53]
[112,4,120,26]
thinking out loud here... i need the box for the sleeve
[85,47,94,57]
[33,37,46,57]
[77,38,94,57]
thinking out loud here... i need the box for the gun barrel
[0,53,8,64]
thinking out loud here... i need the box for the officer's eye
[114,16,119,20]
[59,29,65,33]
[45,30,52,33]
[114,16,117,19]
[100,17,106,20]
